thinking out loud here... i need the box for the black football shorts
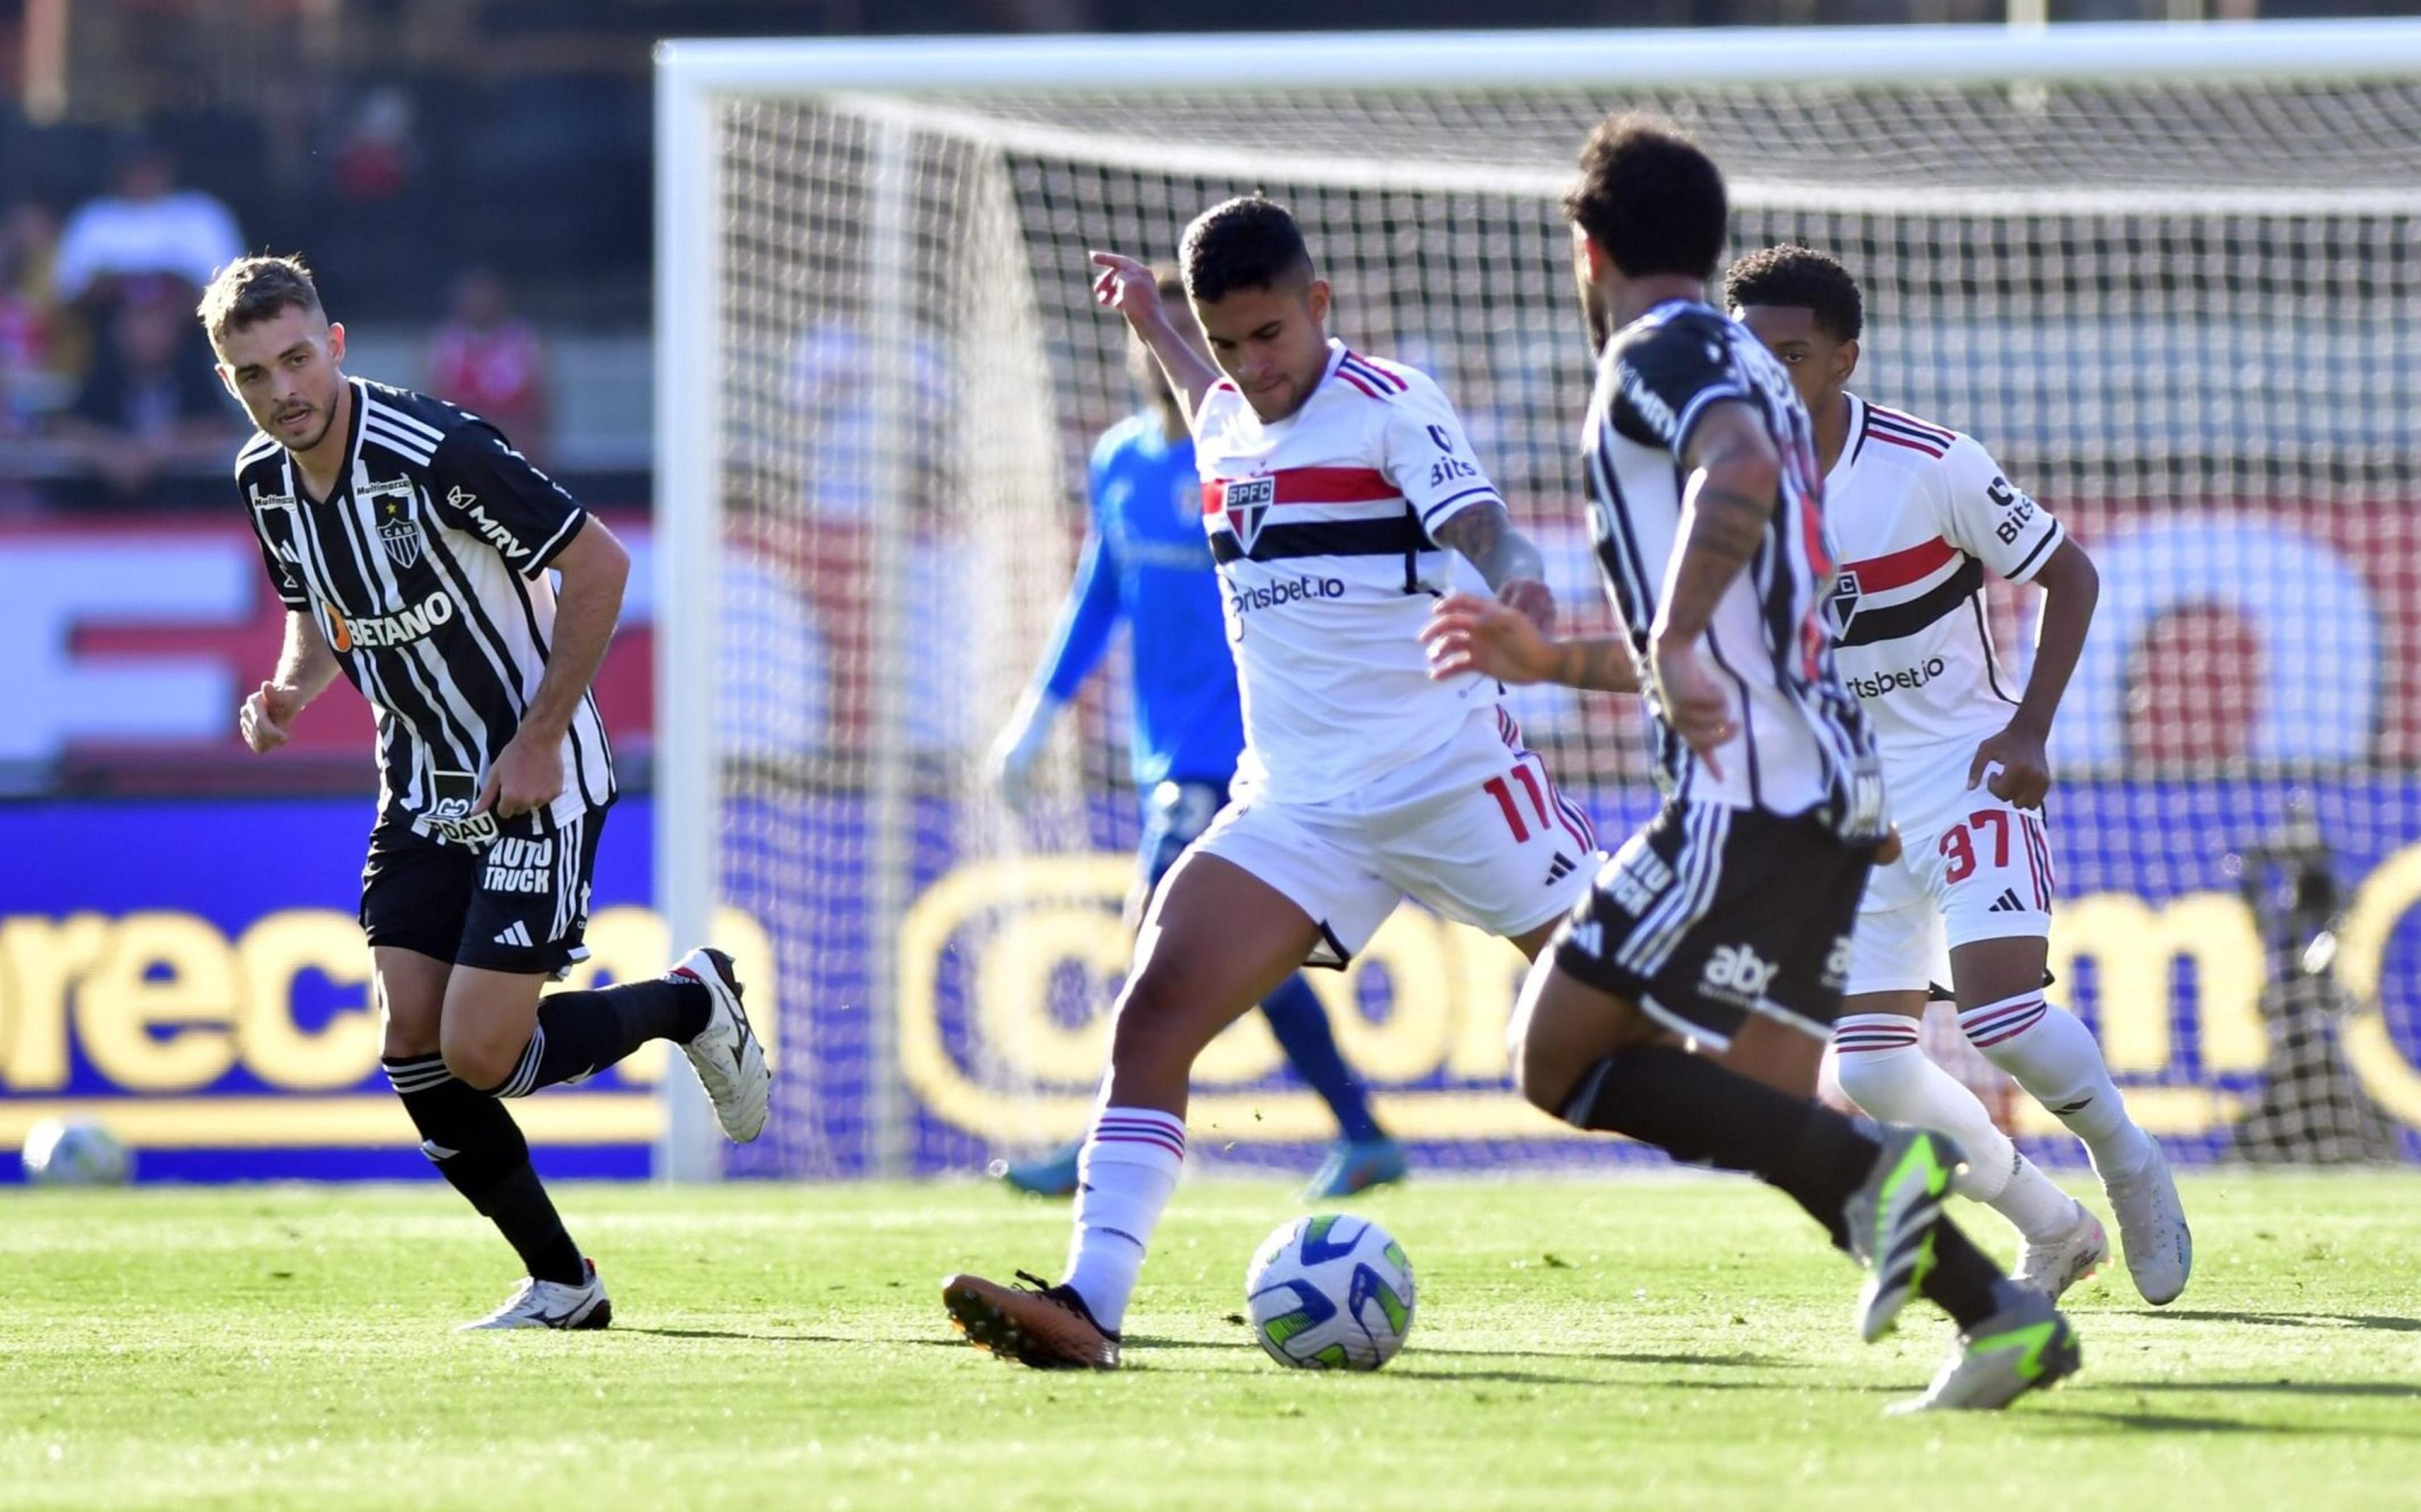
[1552,799,1876,1051]
[360,804,607,978]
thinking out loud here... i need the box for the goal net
[655,23,2421,1179]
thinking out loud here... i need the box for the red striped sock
[1063,1106,1187,1332]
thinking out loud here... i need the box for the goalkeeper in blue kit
[986,268,1403,1201]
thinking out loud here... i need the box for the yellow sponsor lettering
[1311,909,1451,1085]
[897,855,1577,1144]
[235,910,378,1091]
[75,911,240,1093]
[0,914,110,1091]
[896,858,2398,1146]
[2333,840,2421,1128]
[2048,891,2265,1076]
[0,905,782,1142]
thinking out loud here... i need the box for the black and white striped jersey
[1582,299,1881,836]
[236,378,615,843]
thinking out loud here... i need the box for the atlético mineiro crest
[1227,475,1276,555]
[364,479,424,569]
[1829,568,1862,636]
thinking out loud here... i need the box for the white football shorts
[1192,707,1600,966]
[1846,742,2057,997]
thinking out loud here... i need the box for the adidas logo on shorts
[493,920,535,947]
[1543,851,1578,886]
[1987,888,2027,914]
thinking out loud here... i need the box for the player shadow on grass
[2031,1403,2421,1438]
[2151,1308,2421,1334]
[2103,1379,2421,1400]
[614,1325,966,1348]
[1414,1346,1793,1370]
[1127,1335,1796,1380]
[1379,1348,1801,1389]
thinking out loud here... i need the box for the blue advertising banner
[0,798,689,1183]
[7,782,2419,1182]
[728,778,2421,1179]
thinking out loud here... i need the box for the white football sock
[1830,1013,2077,1242]
[1060,1106,1185,1333]
[1961,992,2154,1180]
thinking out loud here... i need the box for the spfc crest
[365,481,424,569]
[1828,568,1862,638]
[1226,475,1276,555]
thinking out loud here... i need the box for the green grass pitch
[3,1172,2417,1511]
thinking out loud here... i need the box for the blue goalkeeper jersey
[1035,413,1245,792]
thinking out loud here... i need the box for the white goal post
[654,19,2421,1181]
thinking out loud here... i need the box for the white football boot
[459,1258,612,1331]
[2101,1143,2192,1305]
[672,947,772,1143]
[2016,1203,2110,1301]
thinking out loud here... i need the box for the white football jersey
[1825,394,2065,757]
[1191,339,1506,804]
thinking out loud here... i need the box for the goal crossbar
[658,18,2421,96]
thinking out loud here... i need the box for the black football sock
[1558,1047,2009,1330]
[383,1054,586,1285]
[1559,1046,1873,1248]
[1918,1220,2010,1332]
[483,978,712,1098]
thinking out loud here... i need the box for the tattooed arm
[1431,502,1555,630]
[1419,593,1639,693]
[1648,401,1781,777]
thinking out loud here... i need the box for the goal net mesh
[700,74,2421,1178]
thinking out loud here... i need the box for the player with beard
[206,254,770,1329]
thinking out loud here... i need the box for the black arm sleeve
[428,422,589,579]
[251,526,310,609]
[1610,313,1748,463]
[238,462,311,609]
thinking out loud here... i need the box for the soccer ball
[21,1118,132,1187]
[1245,1213,1415,1370]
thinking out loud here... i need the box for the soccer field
[3,1174,2416,1512]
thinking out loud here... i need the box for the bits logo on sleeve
[1987,476,2040,545]
[1425,423,1478,488]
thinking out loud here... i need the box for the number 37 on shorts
[1932,804,2055,914]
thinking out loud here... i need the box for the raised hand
[1089,251,1168,331]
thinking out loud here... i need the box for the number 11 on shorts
[1484,766,1550,844]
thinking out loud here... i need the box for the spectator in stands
[787,317,949,520]
[50,135,244,311]
[0,200,73,437]
[426,268,549,459]
[50,282,239,505]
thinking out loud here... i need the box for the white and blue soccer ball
[21,1117,132,1187]
[1245,1213,1415,1371]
